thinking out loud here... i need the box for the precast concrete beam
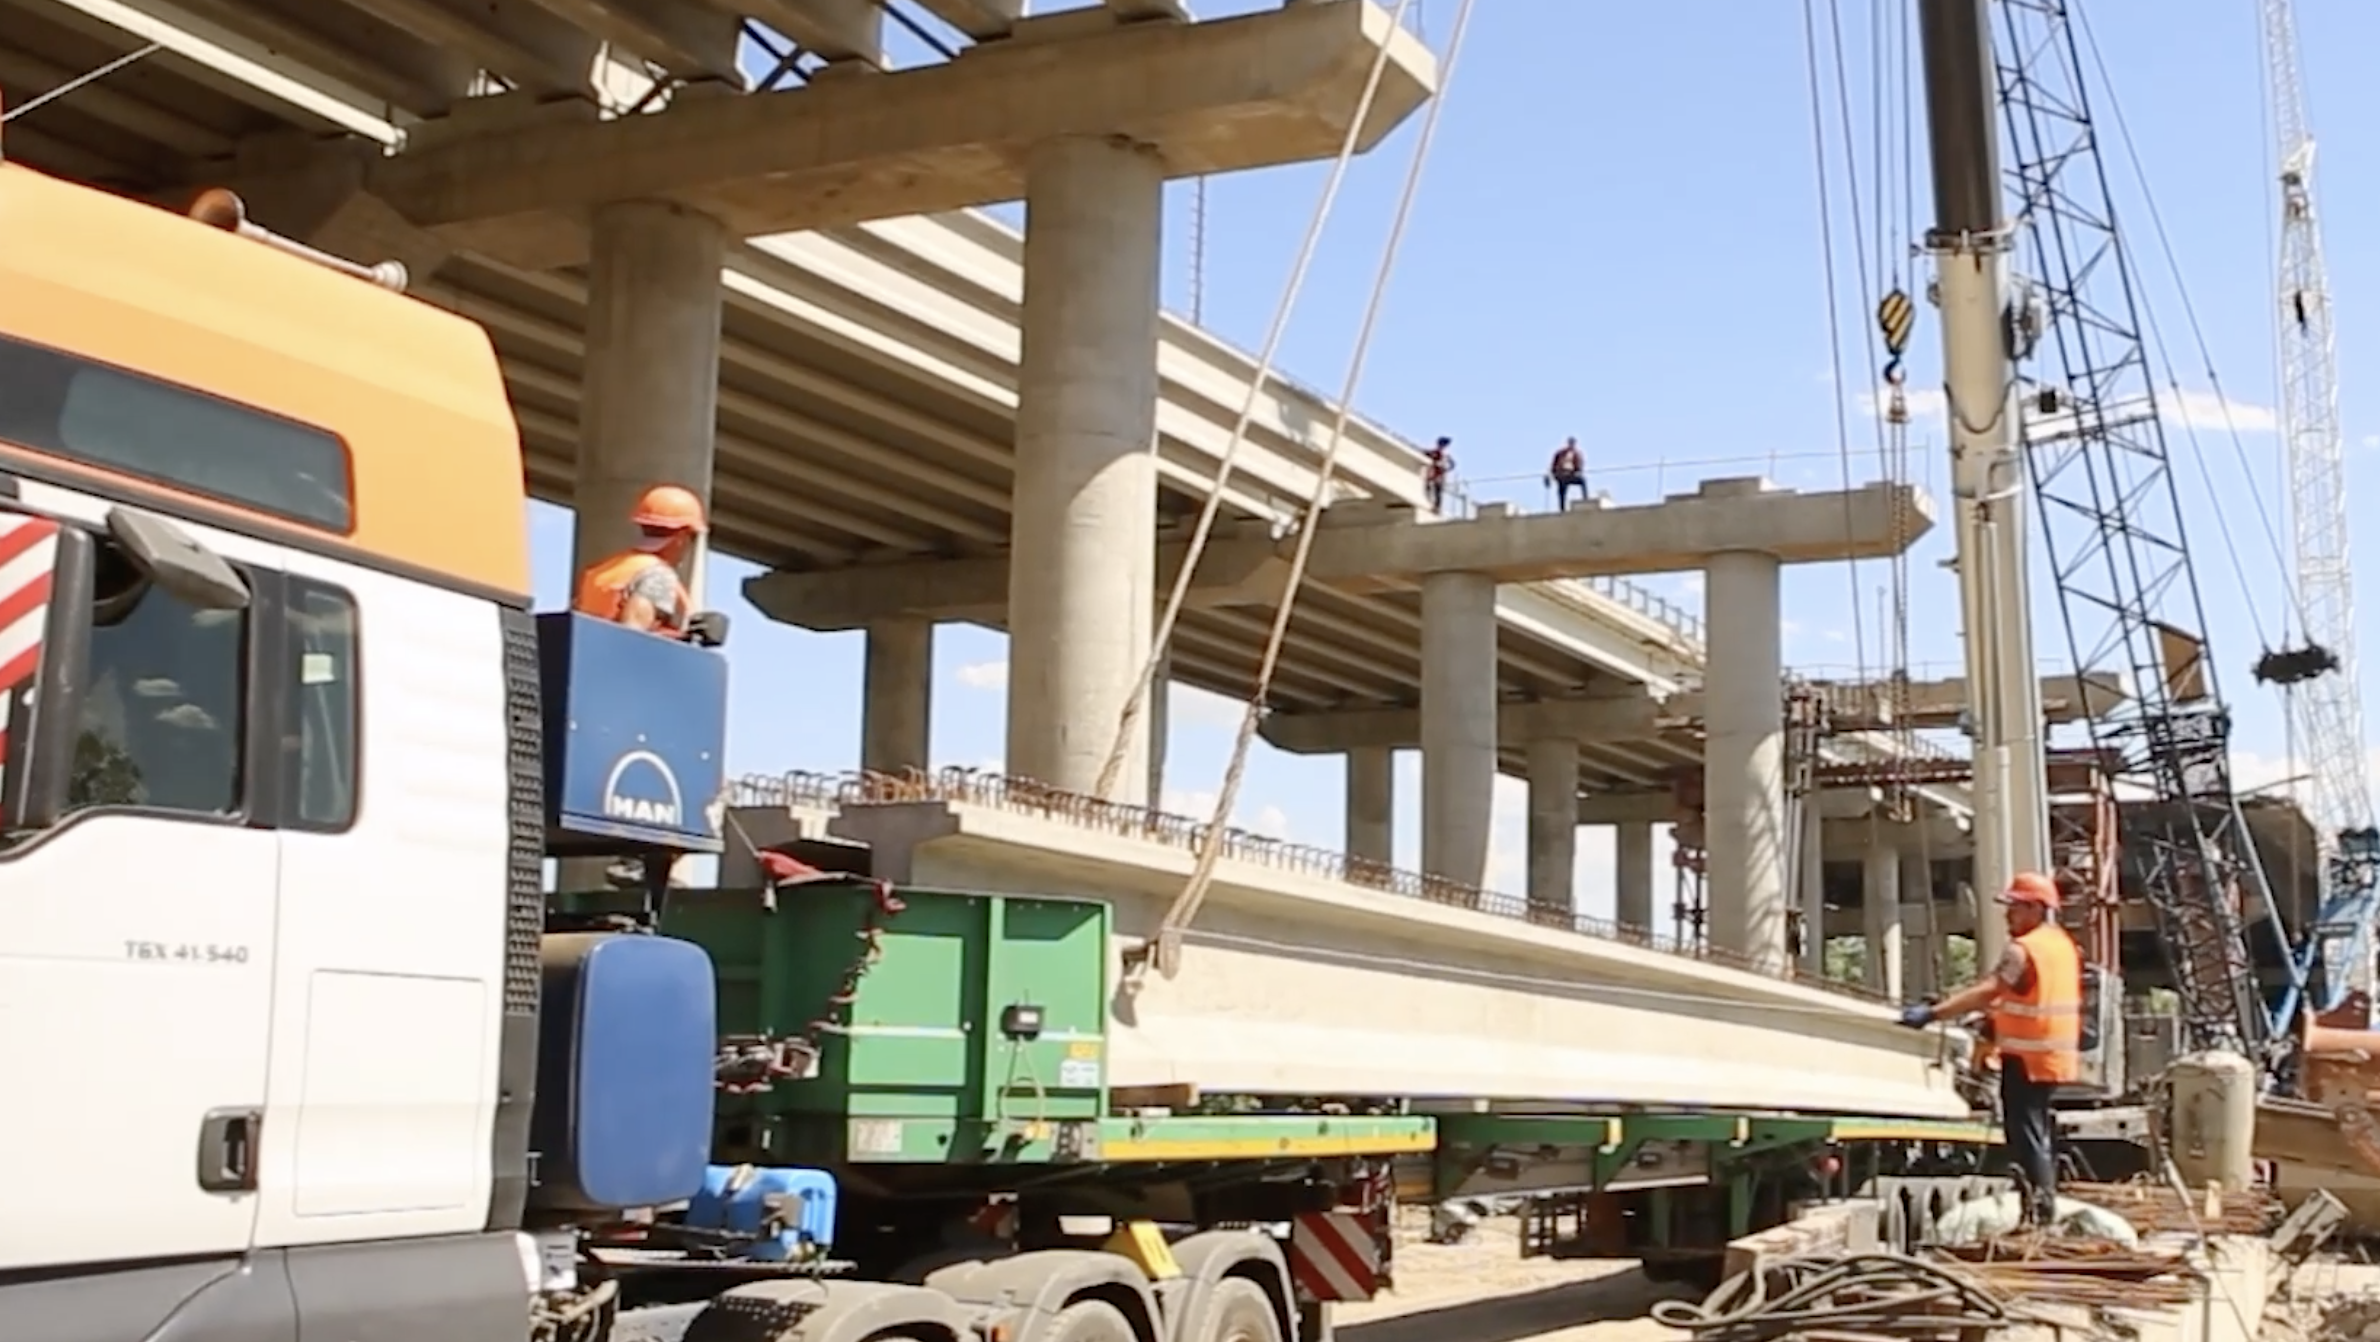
[517,0,745,81]
[1259,688,1667,755]
[1205,478,1935,595]
[825,796,1973,1117]
[718,0,885,66]
[369,0,1436,266]
[744,532,1290,630]
[913,0,1024,41]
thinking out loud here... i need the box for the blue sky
[533,1,2380,926]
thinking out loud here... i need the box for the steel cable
[1147,0,1478,976]
[1652,1252,2012,1342]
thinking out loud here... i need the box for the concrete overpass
[0,0,1995,993]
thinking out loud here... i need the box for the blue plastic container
[685,1164,840,1262]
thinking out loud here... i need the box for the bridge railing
[733,767,1888,1004]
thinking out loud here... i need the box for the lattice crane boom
[2266,0,2365,832]
[2263,0,2377,1022]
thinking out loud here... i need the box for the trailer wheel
[1199,1279,1282,1342]
[1045,1299,1136,1341]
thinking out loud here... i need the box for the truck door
[0,515,279,1271]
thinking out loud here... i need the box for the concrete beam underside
[830,799,1971,1117]
[369,1,1437,267]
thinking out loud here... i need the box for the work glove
[683,609,731,648]
[1897,1002,1936,1029]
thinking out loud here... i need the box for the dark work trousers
[1999,1061,2059,1220]
[1552,473,1585,508]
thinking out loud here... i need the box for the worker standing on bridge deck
[1424,437,1455,512]
[1548,437,1586,509]
[575,484,705,636]
[1896,871,2080,1226]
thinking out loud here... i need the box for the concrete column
[1006,134,1164,802]
[1798,796,1825,975]
[1345,746,1394,867]
[1703,550,1786,973]
[1147,645,1172,804]
[1863,841,1904,1000]
[570,199,727,597]
[1420,570,1499,887]
[1614,821,1656,931]
[560,198,725,896]
[1901,847,1938,997]
[1526,737,1579,915]
[861,616,933,775]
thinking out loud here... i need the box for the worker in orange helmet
[574,484,714,640]
[1897,870,2081,1227]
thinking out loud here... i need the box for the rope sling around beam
[1090,0,1427,802]
[1143,0,1482,980]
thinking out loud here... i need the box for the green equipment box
[658,880,1113,1165]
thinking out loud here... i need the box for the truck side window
[68,551,246,817]
[286,580,358,830]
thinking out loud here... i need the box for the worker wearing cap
[1897,871,2081,1225]
[574,484,705,636]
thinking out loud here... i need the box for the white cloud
[2362,434,2380,452]
[953,659,1007,691]
[1859,386,2278,436]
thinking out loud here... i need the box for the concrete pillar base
[1702,549,1786,974]
[1526,737,1580,919]
[862,616,934,776]
[1005,134,1165,802]
[1345,746,1394,871]
[1863,840,1904,1000]
[1420,570,1498,891]
[1615,820,1656,933]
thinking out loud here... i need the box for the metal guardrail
[734,766,1888,1004]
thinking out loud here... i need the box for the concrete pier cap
[366,0,1440,267]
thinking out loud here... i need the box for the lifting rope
[1144,0,1480,979]
[1090,0,1426,801]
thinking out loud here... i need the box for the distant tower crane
[2257,0,2380,1025]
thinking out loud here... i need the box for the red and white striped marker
[1288,1211,1386,1303]
[0,513,62,770]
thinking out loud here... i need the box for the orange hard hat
[2001,871,2062,910]
[631,484,706,534]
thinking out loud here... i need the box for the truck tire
[1045,1299,1136,1342]
[1199,1279,1282,1342]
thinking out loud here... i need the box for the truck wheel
[1201,1279,1282,1342]
[1046,1299,1136,1341]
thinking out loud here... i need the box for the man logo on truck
[602,749,684,830]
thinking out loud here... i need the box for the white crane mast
[2264,0,2369,842]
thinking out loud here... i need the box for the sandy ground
[1330,1217,1695,1342]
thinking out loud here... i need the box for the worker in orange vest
[1897,871,2081,1226]
[574,484,709,639]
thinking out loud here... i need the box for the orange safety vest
[1990,922,2082,1084]
[573,550,687,632]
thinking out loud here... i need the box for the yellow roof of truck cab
[0,162,530,602]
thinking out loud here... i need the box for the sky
[531,0,2380,931]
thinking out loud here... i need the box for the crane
[2259,0,2380,1028]
[1975,0,2275,1059]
